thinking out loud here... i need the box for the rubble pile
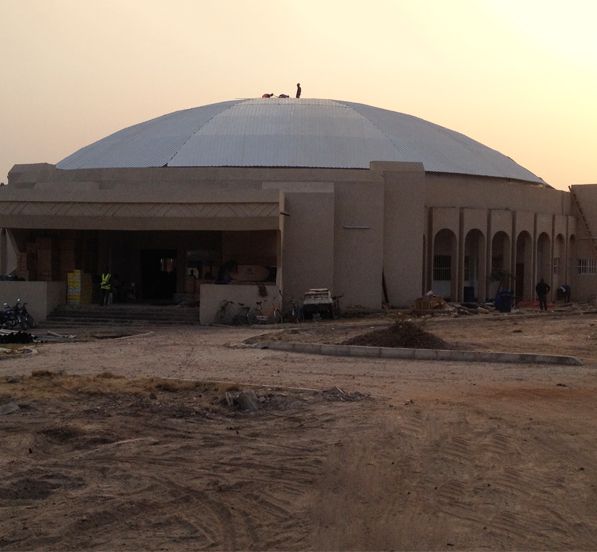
[342,319,451,349]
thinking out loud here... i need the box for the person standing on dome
[296,83,301,98]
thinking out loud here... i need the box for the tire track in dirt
[310,394,597,550]
[0,376,373,551]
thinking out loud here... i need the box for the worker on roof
[296,83,301,98]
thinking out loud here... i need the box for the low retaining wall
[0,281,65,322]
[200,283,279,325]
[255,341,582,366]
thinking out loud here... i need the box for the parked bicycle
[233,303,256,325]
[253,301,270,324]
[215,299,235,324]
[215,300,258,325]
[0,302,17,329]
[285,298,303,323]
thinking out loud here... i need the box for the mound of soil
[343,320,451,349]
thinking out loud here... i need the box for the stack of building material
[67,270,93,304]
[414,295,449,311]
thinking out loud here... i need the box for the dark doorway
[140,249,177,301]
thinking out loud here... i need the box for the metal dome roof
[57,98,544,184]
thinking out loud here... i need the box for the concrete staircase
[44,304,201,327]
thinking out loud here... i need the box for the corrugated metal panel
[170,99,398,168]
[344,102,543,182]
[57,101,238,169]
[56,98,544,184]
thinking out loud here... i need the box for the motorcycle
[0,299,35,330]
[15,298,35,330]
[0,302,18,329]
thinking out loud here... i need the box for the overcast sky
[1,0,596,190]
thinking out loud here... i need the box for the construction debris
[0,401,20,415]
[0,330,34,344]
[321,387,368,402]
[343,320,450,349]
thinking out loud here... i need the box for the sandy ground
[1,310,597,550]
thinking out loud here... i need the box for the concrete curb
[254,341,582,366]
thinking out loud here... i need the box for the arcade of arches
[428,227,574,303]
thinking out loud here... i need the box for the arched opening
[489,231,511,299]
[432,229,457,300]
[515,231,533,301]
[463,229,486,302]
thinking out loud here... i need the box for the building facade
[0,99,595,322]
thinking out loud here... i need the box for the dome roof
[57,98,544,184]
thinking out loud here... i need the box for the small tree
[490,268,513,295]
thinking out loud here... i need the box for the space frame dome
[57,98,544,184]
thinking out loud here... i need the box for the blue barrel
[495,290,513,312]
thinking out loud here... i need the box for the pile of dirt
[342,320,451,349]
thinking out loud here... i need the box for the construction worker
[100,270,112,306]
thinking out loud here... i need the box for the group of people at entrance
[535,279,571,311]
[100,271,136,305]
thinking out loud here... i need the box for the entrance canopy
[0,183,280,231]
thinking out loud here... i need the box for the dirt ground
[2,309,597,550]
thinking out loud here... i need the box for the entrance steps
[44,304,201,327]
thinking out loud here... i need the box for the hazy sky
[2,0,596,190]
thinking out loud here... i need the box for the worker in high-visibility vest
[100,271,112,306]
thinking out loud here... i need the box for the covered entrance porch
[0,185,282,322]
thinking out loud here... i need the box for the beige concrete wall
[431,207,460,235]
[569,185,597,300]
[426,173,568,213]
[554,215,567,239]
[489,209,512,236]
[0,281,65,321]
[280,191,335,306]
[462,208,487,235]
[536,213,553,239]
[6,162,595,309]
[333,181,384,310]
[381,165,426,306]
[514,211,535,237]
[199,283,279,325]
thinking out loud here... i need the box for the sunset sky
[1,0,595,190]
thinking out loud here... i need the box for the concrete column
[382,165,426,307]
[478,234,487,302]
[457,209,464,302]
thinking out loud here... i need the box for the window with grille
[464,256,478,281]
[553,257,560,275]
[577,258,597,274]
[433,255,451,281]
